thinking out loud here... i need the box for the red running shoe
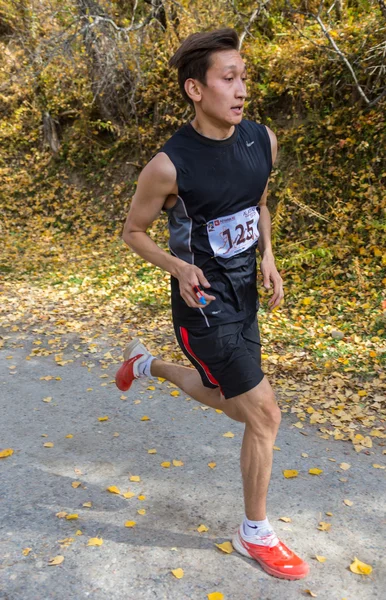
[115,338,154,392]
[232,525,309,580]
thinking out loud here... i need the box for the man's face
[192,49,247,125]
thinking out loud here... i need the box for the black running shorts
[173,313,264,400]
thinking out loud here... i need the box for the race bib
[207,206,260,258]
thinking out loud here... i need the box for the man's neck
[190,117,235,141]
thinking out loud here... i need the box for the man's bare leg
[225,376,281,520]
[150,358,245,423]
[149,360,279,514]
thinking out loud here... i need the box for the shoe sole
[231,530,309,581]
[123,338,142,361]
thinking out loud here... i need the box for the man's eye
[225,77,233,81]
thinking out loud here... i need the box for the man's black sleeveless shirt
[158,119,272,329]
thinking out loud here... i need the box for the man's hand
[260,251,284,310]
[176,263,216,309]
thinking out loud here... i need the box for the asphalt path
[1,334,385,600]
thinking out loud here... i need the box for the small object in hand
[193,285,207,306]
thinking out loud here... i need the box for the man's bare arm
[257,125,277,258]
[122,153,183,277]
[257,126,284,309]
[122,152,216,308]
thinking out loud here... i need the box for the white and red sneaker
[231,525,309,580]
[115,338,154,392]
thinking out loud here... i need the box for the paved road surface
[1,335,385,599]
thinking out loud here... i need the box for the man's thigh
[173,316,264,400]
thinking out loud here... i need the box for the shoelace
[244,530,279,548]
[259,532,280,548]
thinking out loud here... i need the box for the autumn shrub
[0,0,385,319]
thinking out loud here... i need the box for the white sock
[138,355,155,377]
[242,516,278,546]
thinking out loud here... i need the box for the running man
[115,28,309,580]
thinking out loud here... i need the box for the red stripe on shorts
[180,326,219,387]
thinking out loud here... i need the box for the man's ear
[184,78,201,103]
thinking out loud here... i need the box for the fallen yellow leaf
[65,514,79,520]
[223,432,235,438]
[317,522,331,532]
[207,593,224,600]
[197,524,209,532]
[98,416,109,421]
[65,434,73,439]
[314,555,327,563]
[340,462,351,470]
[75,530,83,536]
[208,462,216,469]
[273,446,281,451]
[141,415,150,421]
[171,568,184,579]
[304,590,317,597]
[87,537,103,546]
[56,512,67,518]
[170,390,180,397]
[309,468,323,476]
[349,557,372,575]
[148,448,157,454]
[48,555,64,566]
[0,448,14,458]
[215,541,233,554]
[83,502,92,508]
[124,521,136,528]
[123,491,135,499]
[43,442,54,448]
[172,459,184,466]
[373,464,385,469]
[137,509,146,515]
[343,499,353,506]
[130,476,140,482]
[58,537,74,546]
[147,386,155,390]
[161,461,171,468]
[43,397,52,403]
[283,470,298,478]
[22,548,32,556]
[71,481,81,488]
[106,485,121,494]
[279,516,292,523]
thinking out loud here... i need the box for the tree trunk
[43,112,61,155]
[378,0,386,18]
[335,0,344,21]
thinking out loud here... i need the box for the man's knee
[228,377,281,433]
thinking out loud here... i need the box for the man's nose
[236,79,247,99]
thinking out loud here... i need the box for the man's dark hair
[169,28,240,106]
